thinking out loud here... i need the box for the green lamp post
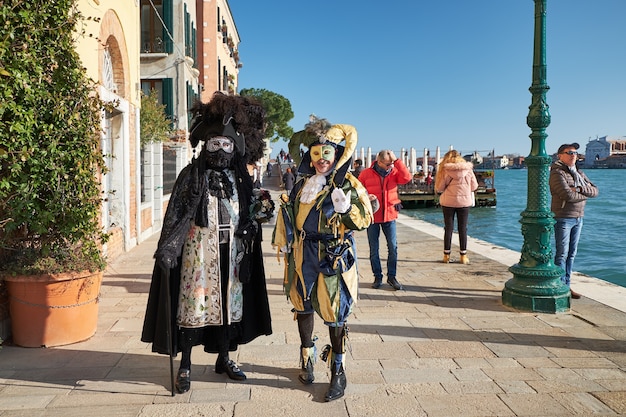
[502,0,570,313]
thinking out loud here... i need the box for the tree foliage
[140,89,172,146]
[0,0,108,274]
[239,88,294,143]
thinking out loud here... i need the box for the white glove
[331,188,351,214]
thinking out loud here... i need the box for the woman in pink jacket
[434,150,478,264]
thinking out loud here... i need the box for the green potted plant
[0,0,109,347]
[140,89,173,145]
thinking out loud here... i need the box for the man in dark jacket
[141,93,272,394]
[549,142,598,299]
[281,167,295,195]
[353,158,364,177]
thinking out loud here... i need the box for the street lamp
[502,0,570,313]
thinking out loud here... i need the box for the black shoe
[387,277,403,290]
[215,357,247,381]
[324,364,347,402]
[175,368,190,393]
[371,279,383,289]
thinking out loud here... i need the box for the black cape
[141,156,272,355]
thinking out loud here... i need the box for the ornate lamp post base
[503,266,570,312]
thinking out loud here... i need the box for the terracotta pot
[3,270,103,347]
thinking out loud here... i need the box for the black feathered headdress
[188,92,266,163]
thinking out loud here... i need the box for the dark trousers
[442,206,470,252]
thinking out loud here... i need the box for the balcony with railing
[142,37,168,54]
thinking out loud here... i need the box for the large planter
[0,280,10,342]
[3,270,103,347]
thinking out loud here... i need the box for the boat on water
[398,169,496,208]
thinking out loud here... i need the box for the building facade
[583,135,626,168]
[73,0,241,260]
[196,0,242,102]
[139,0,202,246]
[76,0,142,260]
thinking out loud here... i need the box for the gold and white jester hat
[324,122,357,173]
[291,115,357,180]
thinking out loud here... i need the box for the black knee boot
[297,313,316,385]
[323,325,347,402]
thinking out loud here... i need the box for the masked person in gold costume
[273,116,373,402]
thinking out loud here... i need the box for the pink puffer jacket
[435,161,478,208]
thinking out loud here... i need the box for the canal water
[403,168,626,288]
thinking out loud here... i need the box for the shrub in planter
[0,0,109,346]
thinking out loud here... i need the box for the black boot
[175,368,191,393]
[324,326,348,401]
[387,276,404,290]
[324,361,346,402]
[215,353,247,381]
[298,345,315,385]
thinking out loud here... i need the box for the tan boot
[443,253,450,263]
[460,254,470,265]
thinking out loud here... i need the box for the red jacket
[358,160,412,223]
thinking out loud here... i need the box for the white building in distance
[583,136,626,168]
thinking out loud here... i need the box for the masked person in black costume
[141,92,273,394]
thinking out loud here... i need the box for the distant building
[197,0,242,101]
[584,136,626,168]
[511,156,525,168]
[465,152,509,169]
[493,155,509,168]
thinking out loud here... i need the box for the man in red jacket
[358,150,412,290]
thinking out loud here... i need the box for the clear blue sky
[230,0,625,157]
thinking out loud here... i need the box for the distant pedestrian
[282,167,295,195]
[252,163,262,188]
[353,158,363,177]
[359,149,412,290]
[549,142,598,299]
[434,149,478,265]
[425,172,433,188]
[266,161,272,177]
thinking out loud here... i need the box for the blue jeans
[367,221,397,281]
[554,217,583,286]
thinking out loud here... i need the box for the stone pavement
[1,176,625,416]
